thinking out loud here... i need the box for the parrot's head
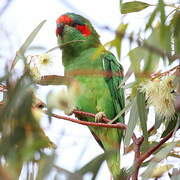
[56,13,100,49]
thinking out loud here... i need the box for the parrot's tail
[106,150,121,180]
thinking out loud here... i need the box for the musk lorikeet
[56,13,125,179]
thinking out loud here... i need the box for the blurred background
[0,0,179,180]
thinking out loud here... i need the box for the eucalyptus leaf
[158,0,166,25]
[171,12,180,55]
[137,91,148,144]
[37,153,55,180]
[76,151,114,180]
[121,1,150,14]
[124,98,138,146]
[128,47,144,73]
[10,20,46,70]
[145,7,158,30]
[161,114,178,138]
[155,114,164,129]
[110,23,128,58]
[119,66,133,88]
[150,164,173,178]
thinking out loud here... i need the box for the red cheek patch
[75,25,91,37]
[56,15,72,24]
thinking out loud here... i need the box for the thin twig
[46,40,86,53]
[139,129,175,162]
[131,129,176,180]
[151,65,180,80]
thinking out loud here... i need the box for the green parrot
[56,13,125,179]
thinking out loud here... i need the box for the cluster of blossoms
[140,76,176,119]
[27,53,53,80]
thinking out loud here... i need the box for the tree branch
[139,129,175,163]
[131,129,176,180]
[45,110,127,129]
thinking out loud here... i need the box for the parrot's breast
[64,48,116,120]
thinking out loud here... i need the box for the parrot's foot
[64,108,74,116]
[95,112,106,122]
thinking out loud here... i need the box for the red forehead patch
[75,25,91,37]
[56,15,72,24]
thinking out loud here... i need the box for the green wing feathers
[102,52,125,123]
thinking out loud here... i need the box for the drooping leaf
[10,20,46,70]
[119,66,133,88]
[54,165,83,180]
[158,0,166,25]
[145,7,158,30]
[76,151,114,180]
[160,24,172,54]
[124,98,138,146]
[150,164,173,178]
[121,1,150,14]
[171,11,180,55]
[128,47,144,73]
[110,23,128,58]
[137,91,148,144]
[155,114,164,129]
[37,153,55,180]
[161,114,179,137]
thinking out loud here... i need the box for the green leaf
[129,27,165,74]
[124,98,138,146]
[128,47,144,73]
[161,115,179,137]
[54,165,83,180]
[37,153,55,180]
[120,0,123,6]
[171,12,180,55]
[158,0,166,25]
[76,151,114,180]
[157,0,171,54]
[119,66,133,88]
[110,23,128,58]
[137,91,148,144]
[155,114,164,129]
[145,7,158,30]
[121,1,150,14]
[10,20,46,70]
[150,164,173,178]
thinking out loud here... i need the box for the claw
[64,108,74,116]
[95,112,106,122]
